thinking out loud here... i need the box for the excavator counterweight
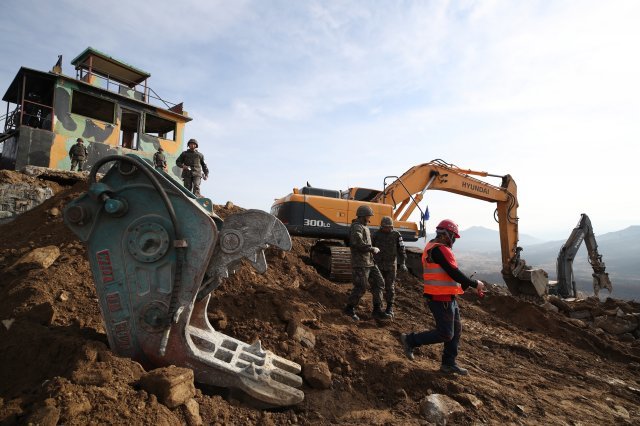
[64,154,304,407]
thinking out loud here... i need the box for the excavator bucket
[64,154,304,407]
[502,254,549,298]
[502,269,549,297]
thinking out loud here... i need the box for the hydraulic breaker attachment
[64,154,304,407]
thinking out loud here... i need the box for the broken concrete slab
[5,246,60,273]
[139,366,196,409]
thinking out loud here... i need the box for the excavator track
[310,241,352,281]
[327,246,352,281]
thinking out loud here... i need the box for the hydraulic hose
[89,155,181,240]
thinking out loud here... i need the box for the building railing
[76,67,178,110]
[1,100,53,133]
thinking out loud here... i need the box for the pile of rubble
[546,296,640,341]
[0,170,639,425]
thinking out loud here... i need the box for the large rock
[25,405,60,426]
[594,315,638,335]
[0,171,55,224]
[419,394,465,423]
[6,246,60,273]
[26,302,56,325]
[569,310,591,320]
[71,366,113,386]
[456,393,483,409]
[302,362,332,389]
[287,320,316,349]
[183,398,203,426]
[139,366,196,408]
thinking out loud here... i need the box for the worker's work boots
[440,364,469,375]
[385,303,394,318]
[372,306,391,320]
[400,333,415,361]
[343,305,360,321]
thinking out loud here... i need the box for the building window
[145,114,176,141]
[71,91,115,123]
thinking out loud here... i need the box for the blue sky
[1,0,639,240]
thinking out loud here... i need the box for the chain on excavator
[63,154,304,407]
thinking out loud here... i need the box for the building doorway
[120,108,139,149]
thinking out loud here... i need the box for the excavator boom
[65,154,304,407]
[371,159,548,296]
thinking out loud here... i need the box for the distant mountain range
[411,225,640,301]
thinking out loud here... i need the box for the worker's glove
[203,174,208,181]
[371,247,380,254]
[476,280,485,298]
[399,264,408,272]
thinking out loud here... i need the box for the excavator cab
[64,154,304,407]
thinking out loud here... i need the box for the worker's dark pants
[70,158,85,171]
[183,174,202,197]
[379,265,397,305]
[405,298,461,367]
[347,266,384,309]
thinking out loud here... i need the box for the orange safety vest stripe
[422,242,463,296]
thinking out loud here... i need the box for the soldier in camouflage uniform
[176,139,209,197]
[372,216,408,317]
[343,205,392,322]
[68,138,88,171]
[153,146,167,172]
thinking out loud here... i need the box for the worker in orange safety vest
[399,219,484,375]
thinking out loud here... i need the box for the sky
[1,0,639,241]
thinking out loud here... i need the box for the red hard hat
[436,219,460,238]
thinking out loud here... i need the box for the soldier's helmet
[76,138,84,143]
[187,138,198,148]
[356,205,374,217]
[381,216,394,227]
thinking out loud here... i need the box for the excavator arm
[555,214,612,298]
[372,159,548,296]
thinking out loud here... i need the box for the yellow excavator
[271,159,549,297]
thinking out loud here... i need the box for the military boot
[343,305,360,321]
[385,302,394,318]
[372,305,391,320]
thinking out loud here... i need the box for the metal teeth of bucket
[186,324,304,406]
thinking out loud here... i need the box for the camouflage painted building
[0,47,191,177]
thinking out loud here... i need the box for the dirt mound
[0,173,639,425]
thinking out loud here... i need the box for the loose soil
[0,174,638,425]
